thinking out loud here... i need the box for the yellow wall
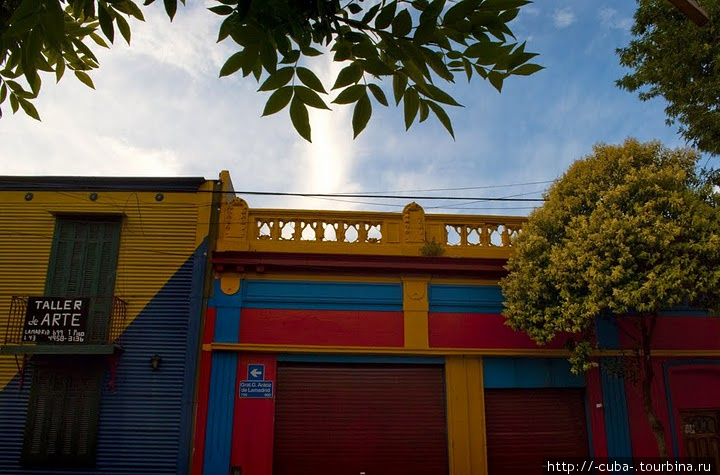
[0,185,214,390]
[446,356,488,475]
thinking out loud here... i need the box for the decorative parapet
[217,199,525,258]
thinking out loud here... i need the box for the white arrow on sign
[250,368,262,378]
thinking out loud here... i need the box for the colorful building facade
[195,193,720,475]
[1,173,718,475]
[0,175,223,475]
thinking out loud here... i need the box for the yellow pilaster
[446,356,488,475]
[402,277,429,349]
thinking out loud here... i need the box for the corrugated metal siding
[0,189,208,474]
[485,388,589,475]
[203,352,238,475]
[273,363,449,475]
[600,357,633,458]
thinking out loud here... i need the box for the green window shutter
[45,217,122,342]
[23,360,103,468]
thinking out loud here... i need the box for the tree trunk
[639,313,670,459]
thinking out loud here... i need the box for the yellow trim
[403,277,429,349]
[220,273,242,296]
[446,356,487,475]
[222,273,401,283]
[209,343,572,356]
[428,278,501,286]
[206,344,720,358]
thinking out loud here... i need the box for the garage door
[485,388,589,475]
[273,363,449,475]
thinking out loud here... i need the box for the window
[44,216,122,342]
[22,216,121,467]
[22,358,104,467]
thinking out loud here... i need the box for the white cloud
[599,7,633,31]
[553,8,576,28]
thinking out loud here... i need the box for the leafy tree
[617,0,720,155]
[501,139,720,457]
[0,0,542,141]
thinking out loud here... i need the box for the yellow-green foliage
[501,139,720,370]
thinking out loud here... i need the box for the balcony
[1,296,128,355]
[217,200,525,259]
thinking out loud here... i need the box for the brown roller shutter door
[485,388,590,475]
[273,363,449,475]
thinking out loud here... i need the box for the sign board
[240,363,273,398]
[22,297,89,344]
[247,364,265,381]
[239,380,274,398]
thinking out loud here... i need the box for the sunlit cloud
[553,8,576,28]
[598,7,633,31]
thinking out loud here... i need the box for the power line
[226,190,545,201]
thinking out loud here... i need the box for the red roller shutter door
[273,363,449,475]
[485,388,590,475]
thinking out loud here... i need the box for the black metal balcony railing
[3,296,128,348]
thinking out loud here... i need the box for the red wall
[240,309,404,347]
[231,354,277,475]
[618,316,720,350]
[625,360,720,458]
[428,312,571,349]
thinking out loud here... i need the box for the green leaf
[426,100,454,138]
[74,70,95,89]
[444,0,480,25]
[209,5,233,15]
[0,84,7,103]
[98,4,115,43]
[347,3,362,14]
[258,67,294,91]
[393,73,407,105]
[375,1,397,30]
[10,94,19,113]
[300,46,323,57]
[332,62,363,89]
[422,84,462,106]
[280,50,301,64]
[289,97,311,142]
[368,84,388,106]
[27,70,41,96]
[294,86,330,110]
[392,9,412,37]
[511,63,544,76]
[260,40,278,74]
[352,93,372,138]
[361,3,381,24]
[164,0,178,20]
[125,0,146,21]
[421,0,445,20]
[423,49,454,81]
[332,84,367,104]
[89,32,110,48]
[487,70,503,92]
[116,13,132,44]
[403,87,419,129]
[482,0,529,9]
[262,86,293,116]
[419,99,429,122]
[297,67,326,94]
[220,51,245,77]
[41,0,66,51]
[55,59,66,82]
[18,97,40,121]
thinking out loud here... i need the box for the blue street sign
[247,364,265,381]
[239,380,273,399]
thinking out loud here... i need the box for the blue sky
[0,0,690,215]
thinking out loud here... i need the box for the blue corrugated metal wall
[0,248,203,475]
